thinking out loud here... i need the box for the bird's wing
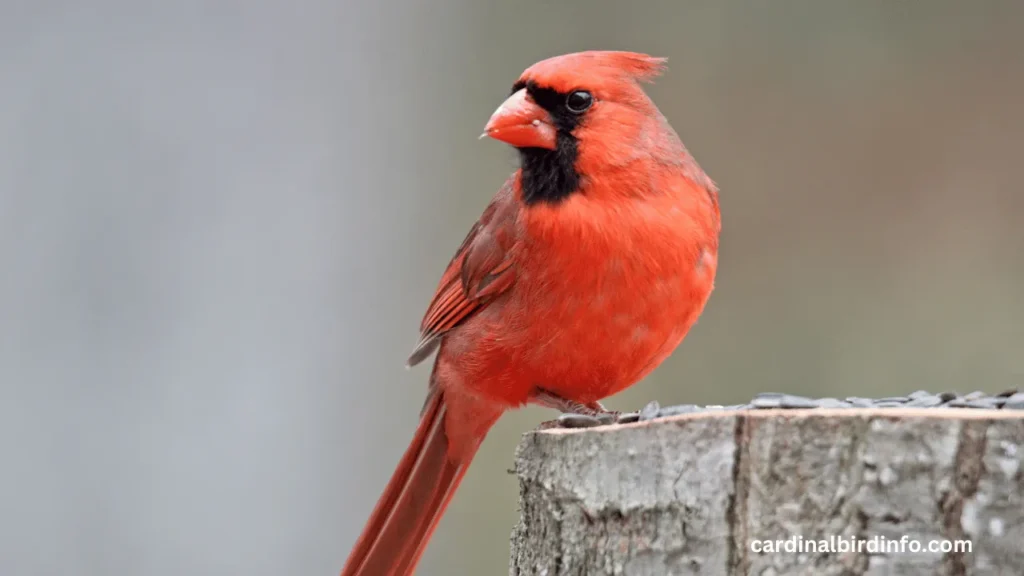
[407,179,518,367]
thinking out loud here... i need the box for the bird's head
[482,51,683,205]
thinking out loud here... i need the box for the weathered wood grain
[509,409,1024,576]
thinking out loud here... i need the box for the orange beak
[482,88,557,150]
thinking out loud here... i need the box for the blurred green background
[2,1,1023,575]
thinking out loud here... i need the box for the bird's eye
[565,91,593,114]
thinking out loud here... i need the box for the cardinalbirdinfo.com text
[750,534,972,555]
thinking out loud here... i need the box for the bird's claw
[538,409,642,429]
[531,389,652,429]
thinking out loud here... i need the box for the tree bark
[509,408,1024,576]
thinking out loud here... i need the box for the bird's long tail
[340,387,491,576]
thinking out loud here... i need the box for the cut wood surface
[509,408,1024,576]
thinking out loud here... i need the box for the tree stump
[509,408,1024,575]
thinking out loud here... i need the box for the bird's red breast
[435,160,719,412]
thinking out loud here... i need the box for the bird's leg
[533,389,612,415]
[532,389,632,429]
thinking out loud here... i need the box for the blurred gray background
[2,1,1023,574]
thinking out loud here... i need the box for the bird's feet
[532,389,643,429]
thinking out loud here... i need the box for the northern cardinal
[340,51,720,576]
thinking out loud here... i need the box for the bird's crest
[518,51,667,95]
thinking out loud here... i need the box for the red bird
[340,51,721,576]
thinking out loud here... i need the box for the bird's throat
[518,132,580,206]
